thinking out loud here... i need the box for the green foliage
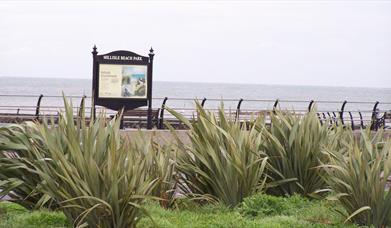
[260,110,330,197]
[0,194,355,228]
[138,201,311,228]
[0,201,70,228]
[0,122,55,209]
[0,201,28,216]
[238,193,310,217]
[1,98,159,228]
[236,193,350,226]
[139,195,355,228]
[322,128,391,227]
[126,132,177,208]
[167,102,268,207]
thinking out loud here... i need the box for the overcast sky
[0,0,390,88]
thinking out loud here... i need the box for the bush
[322,128,391,227]
[167,102,268,207]
[236,193,350,226]
[237,193,310,218]
[260,110,330,197]
[0,122,55,209]
[1,98,160,228]
[126,132,177,208]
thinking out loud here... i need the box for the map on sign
[98,64,147,99]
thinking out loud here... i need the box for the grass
[0,201,70,228]
[0,193,361,227]
[138,194,359,228]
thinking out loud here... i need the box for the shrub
[0,122,55,209]
[260,110,330,197]
[167,102,268,207]
[1,98,159,228]
[237,193,349,226]
[237,193,310,218]
[126,132,177,208]
[322,129,391,227]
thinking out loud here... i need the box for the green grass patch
[0,201,70,228]
[1,194,360,227]
[138,202,311,228]
[139,194,359,228]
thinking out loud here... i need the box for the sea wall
[120,129,191,145]
[121,129,391,146]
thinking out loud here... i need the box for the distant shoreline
[0,75,390,90]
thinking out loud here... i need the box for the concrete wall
[120,129,191,145]
[121,129,391,146]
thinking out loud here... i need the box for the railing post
[348,111,354,129]
[340,100,347,126]
[371,101,380,130]
[158,97,168,129]
[35,94,44,120]
[235,98,243,121]
[308,100,315,112]
[273,99,279,114]
[359,111,364,128]
[201,98,207,107]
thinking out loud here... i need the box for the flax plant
[1,98,159,228]
[125,133,177,208]
[167,102,268,207]
[0,122,54,209]
[322,129,391,227]
[260,110,330,197]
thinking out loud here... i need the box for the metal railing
[0,94,390,130]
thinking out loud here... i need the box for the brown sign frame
[91,46,155,128]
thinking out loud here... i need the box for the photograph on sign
[98,64,147,99]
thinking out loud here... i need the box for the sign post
[91,45,154,129]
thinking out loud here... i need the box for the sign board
[98,64,147,99]
[91,46,155,128]
[91,46,154,111]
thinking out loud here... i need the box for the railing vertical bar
[340,100,347,126]
[158,97,168,129]
[35,94,44,120]
[201,98,207,107]
[359,111,364,128]
[235,98,244,121]
[349,111,354,129]
[308,100,315,112]
[273,99,279,114]
[371,101,380,130]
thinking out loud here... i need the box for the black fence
[0,94,390,130]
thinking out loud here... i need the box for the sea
[0,77,390,115]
